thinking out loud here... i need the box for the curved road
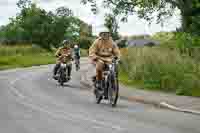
[0,59,200,133]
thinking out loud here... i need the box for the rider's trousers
[96,60,105,81]
[53,63,60,75]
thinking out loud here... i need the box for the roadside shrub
[153,32,200,61]
[117,39,127,48]
[78,38,93,49]
[80,49,88,57]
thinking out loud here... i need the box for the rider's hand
[114,56,122,64]
[92,56,98,61]
[56,54,61,57]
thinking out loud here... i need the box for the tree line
[0,0,93,50]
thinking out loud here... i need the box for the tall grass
[0,45,48,56]
[120,47,200,97]
[0,45,88,70]
[0,45,55,70]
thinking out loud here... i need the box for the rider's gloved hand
[56,54,61,58]
[114,56,122,64]
[114,56,118,60]
[92,55,98,62]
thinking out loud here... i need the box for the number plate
[61,63,67,67]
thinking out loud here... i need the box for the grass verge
[119,47,200,97]
[0,45,55,70]
[0,54,55,70]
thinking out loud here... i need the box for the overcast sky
[0,0,181,35]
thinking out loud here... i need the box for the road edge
[80,69,200,116]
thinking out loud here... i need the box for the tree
[1,0,93,50]
[104,13,119,40]
[81,0,200,35]
[17,0,31,9]
[17,3,55,49]
[117,39,127,48]
[56,6,74,17]
[0,26,6,43]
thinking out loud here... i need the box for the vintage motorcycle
[55,54,72,86]
[93,57,119,107]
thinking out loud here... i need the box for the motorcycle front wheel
[58,68,66,86]
[108,75,119,107]
[94,88,103,104]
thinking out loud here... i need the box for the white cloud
[0,0,181,35]
[0,0,19,25]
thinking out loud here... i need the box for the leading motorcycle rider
[89,27,121,91]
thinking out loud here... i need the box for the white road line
[9,73,32,99]
[8,71,126,132]
[18,98,124,131]
[9,85,26,99]
[160,102,200,115]
[12,89,125,131]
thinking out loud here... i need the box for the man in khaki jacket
[89,28,120,91]
[53,40,72,80]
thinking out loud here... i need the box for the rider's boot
[53,63,60,79]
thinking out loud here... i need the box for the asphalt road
[0,59,200,133]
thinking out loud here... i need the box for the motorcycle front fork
[102,80,108,98]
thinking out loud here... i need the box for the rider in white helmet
[89,27,120,91]
[74,44,78,49]
[73,44,80,60]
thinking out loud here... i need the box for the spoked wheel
[94,89,103,104]
[60,80,64,86]
[59,76,64,86]
[58,69,65,86]
[108,76,119,107]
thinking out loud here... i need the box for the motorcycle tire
[108,75,119,107]
[59,69,65,86]
[94,89,102,104]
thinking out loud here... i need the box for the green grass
[0,45,47,56]
[0,45,55,70]
[119,68,143,88]
[119,47,200,97]
[81,49,88,57]
[0,54,55,70]
[0,45,88,70]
